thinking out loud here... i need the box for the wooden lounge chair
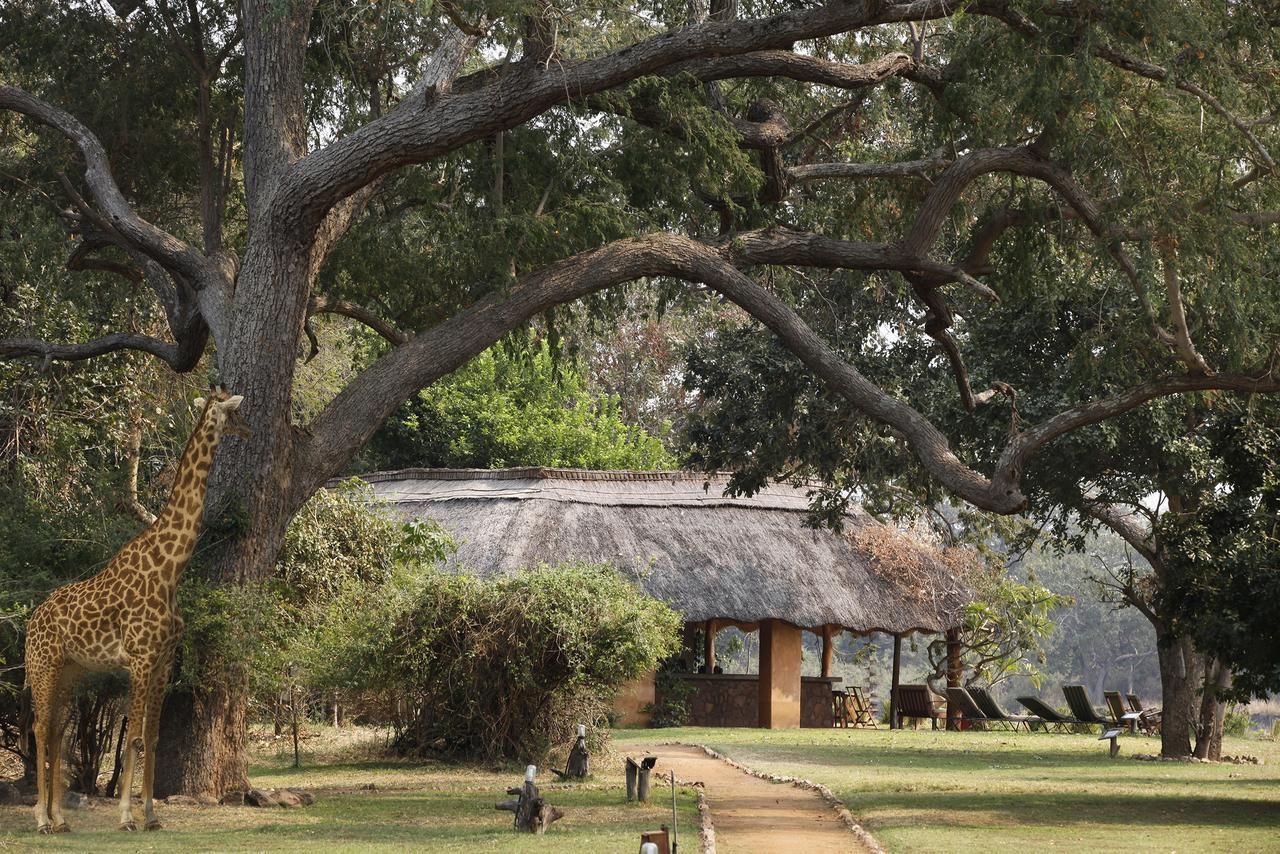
[1127,694,1162,735]
[1062,685,1112,730]
[969,687,1040,732]
[849,686,878,728]
[1104,690,1144,734]
[1016,696,1082,732]
[897,684,946,729]
[946,687,1002,731]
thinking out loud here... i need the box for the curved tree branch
[790,151,953,182]
[305,294,409,360]
[0,332,185,368]
[292,225,1280,516]
[0,85,209,284]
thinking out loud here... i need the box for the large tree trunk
[154,679,249,798]
[1192,659,1230,761]
[1156,633,1201,758]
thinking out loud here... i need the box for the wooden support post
[890,633,903,730]
[946,627,962,732]
[681,621,699,670]
[821,625,835,678]
[704,619,718,673]
[758,619,802,728]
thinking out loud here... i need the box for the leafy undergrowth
[0,726,696,853]
[613,727,1280,854]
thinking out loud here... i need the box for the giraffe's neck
[152,416,219,570]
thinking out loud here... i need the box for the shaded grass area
[614,727,1280,853]
[0,728,696,852]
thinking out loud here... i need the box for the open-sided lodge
[354,467,975,729]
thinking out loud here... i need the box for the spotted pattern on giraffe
[23,387,250,835]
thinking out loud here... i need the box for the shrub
[1223,707,1253,738]
[312,561,681,762]
[644,667,696,728]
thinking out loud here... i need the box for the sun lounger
[1016,696,1082,732]
[1063,685,1112,730]
[969,687,1040,732]
[897,684,946,730]
[1104,690,1144,734]
[946,687,1004,731]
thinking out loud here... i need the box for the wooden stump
[626,755,657,802]
[495,766,564,834]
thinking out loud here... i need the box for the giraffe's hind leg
[141,651,174,831]
[28,671,55,834]
[45,664,83,833]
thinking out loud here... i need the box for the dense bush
[306,561,681,762]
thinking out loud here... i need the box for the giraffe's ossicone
[23,385,250,834]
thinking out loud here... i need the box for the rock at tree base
[242,787,315,808]
[285,787,316,805]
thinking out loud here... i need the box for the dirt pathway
[628,742,874,854]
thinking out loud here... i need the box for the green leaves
[1159,395,1280,700]
[357,342,674,471]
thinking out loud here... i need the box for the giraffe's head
[193,385,253,441]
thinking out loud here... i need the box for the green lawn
[5,726,1276,852]
[614,726,1280,853]
[0,728,697,852]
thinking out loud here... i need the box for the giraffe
[22,386,250,833]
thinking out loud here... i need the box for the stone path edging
[657,768,716,854]
[667,741,884,854]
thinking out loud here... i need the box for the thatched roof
[354,467,974,635]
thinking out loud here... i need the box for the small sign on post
[1100,728,1123,758]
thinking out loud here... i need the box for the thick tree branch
[279,0,1000,242]
[1002,371,1280,486]
[122,418,158,526]
[1080,501,1158,567]
[293,215,1280,515]
[670,49,918,90]
[0,86,208,284]
[1157,240,1213,376]
[0,333,185,368]
[790,151,952,182]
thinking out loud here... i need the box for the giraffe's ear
[224,395,244,410]
[193,397,207,412]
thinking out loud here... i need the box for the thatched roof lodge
[355,467,976,729]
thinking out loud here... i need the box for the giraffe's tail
[18,683,33,758]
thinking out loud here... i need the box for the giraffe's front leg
[117,669,150,831]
